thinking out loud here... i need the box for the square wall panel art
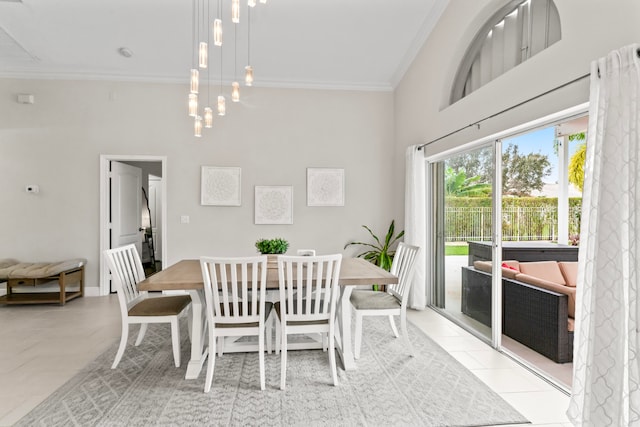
[201,166,241,206]
[255,186,293,224]
[307,168,344,206]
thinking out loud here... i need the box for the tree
[447,148,493,184]
[566,132,587,192]
[445,167,491,197]
[569,143,586,191]
[502,143,552,196]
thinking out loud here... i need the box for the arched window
[450,0,561,104]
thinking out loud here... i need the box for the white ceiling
[0,0,449,91]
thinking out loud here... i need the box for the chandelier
[188,0,267,137]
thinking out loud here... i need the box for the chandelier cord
[206,0,210,107]
[192,0,196,68]
[219,0,223,92]
[247,5,251,66]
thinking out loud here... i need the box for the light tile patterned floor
[0,295,572,426]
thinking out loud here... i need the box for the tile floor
[0,295,573,426]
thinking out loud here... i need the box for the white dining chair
[276,254,342,390]
[350,242,420,359]
[200,255,270,392]
[104,244,192,369]
[296,249,316,256]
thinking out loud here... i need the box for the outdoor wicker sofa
[461,260,576,363]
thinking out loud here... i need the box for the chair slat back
[388,243,420,304]
[200,256,267,325]
[277,254,342,323]
[104,244,147,314]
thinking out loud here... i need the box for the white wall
[394,0,640,215]
[0,80,396,290]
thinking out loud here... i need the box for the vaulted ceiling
[0,0,449,91]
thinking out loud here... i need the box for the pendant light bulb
[248,0,256,7]
[213,19,223,46]
[190,69,199,94]
[217,95,226,116]
[204,107,213,128]
[231,82,240,102]
[232,0,240,23]
[194,116,203,137]
[244,65,254,86]
[199,42,208,68]
[188,93,198,117]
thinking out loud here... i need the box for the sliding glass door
[428,110,587,392]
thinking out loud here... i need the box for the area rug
[16,317,529,427]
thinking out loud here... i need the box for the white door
[148,175,162,260]
[111,161,143,257]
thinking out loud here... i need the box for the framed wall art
[307,167,344,206]
[254,186,293,224]
[200,166,241,206]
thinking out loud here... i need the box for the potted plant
[255,237,289,266]
[344,220,404,290]
[255,237,289,254]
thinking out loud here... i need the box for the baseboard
[84,287,102,297]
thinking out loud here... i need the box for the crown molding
[0,70,393,92]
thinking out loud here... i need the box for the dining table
[137,257,398,380]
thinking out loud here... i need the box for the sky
[503,126,582,184]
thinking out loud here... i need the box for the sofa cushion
[558,262,578,287]
[515,273,576,318]
[518,261,566,285]
[7,259,86,279]
[473,260,520,279]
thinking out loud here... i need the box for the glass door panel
[499,119,586,390]
[432,144,494,341]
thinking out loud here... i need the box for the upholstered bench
[0,258,86,305]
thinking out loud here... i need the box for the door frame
[99,154,168,296]
[424,102,589,350]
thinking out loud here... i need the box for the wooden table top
[138,257,398,291]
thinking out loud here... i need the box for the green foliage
[445,244,469,256]
[446,143,553,197]
[446,197,582,209]
[255,237,289,254]
[445,167,492,197]
[568,132,586,142]
[447,148,494,184]
[569,143,586,192]
[502,143,552,196]
[344,220,404,272]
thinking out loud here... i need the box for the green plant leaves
[344,220,404,272]
[255,238,289,254]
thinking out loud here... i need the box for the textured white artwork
[255,186,293,224]
[307,168,344,206]
[201,166,241,206]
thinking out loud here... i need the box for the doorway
[99,155,167,295]
[426,103,589,392]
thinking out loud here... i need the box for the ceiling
[0,0,449,91]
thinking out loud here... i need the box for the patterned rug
[16,317,529,427]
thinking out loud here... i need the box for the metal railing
[445,206,581,242]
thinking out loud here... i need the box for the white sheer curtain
[568,44,640,426]
[405,145,427,309]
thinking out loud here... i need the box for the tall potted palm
[344,220,404,290]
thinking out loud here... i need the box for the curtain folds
[405,145,427,309]
[568,44,640,426]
